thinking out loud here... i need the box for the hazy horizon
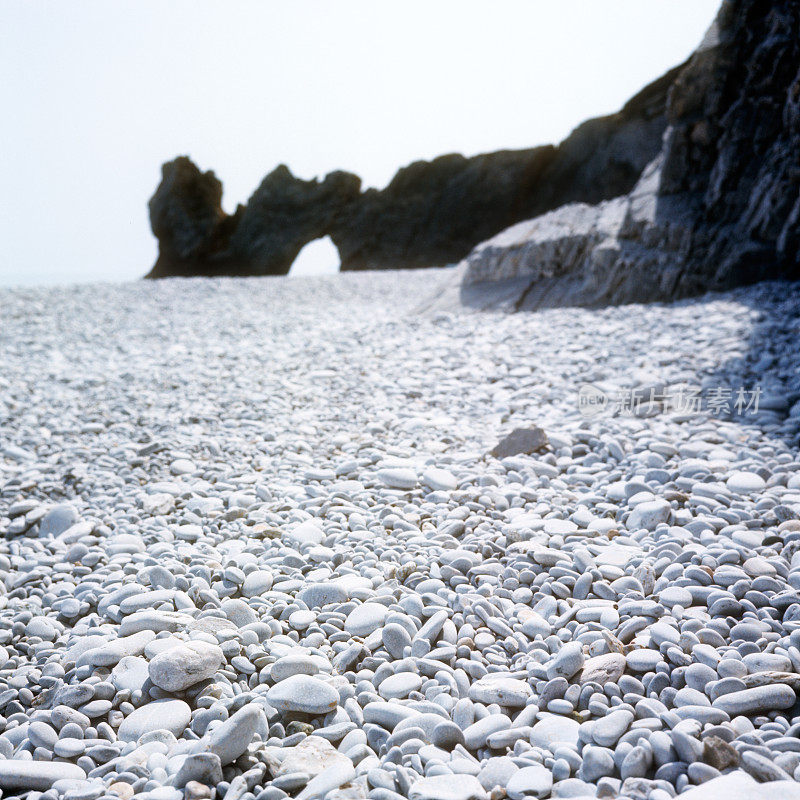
[1,1,720,287]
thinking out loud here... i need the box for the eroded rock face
[462,0,800,309]
[145,64,676,278]
[330,149,556,272]
[147,158,229,276]
[147,164,361,278]
[226,167,362,276]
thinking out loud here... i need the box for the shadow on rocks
[691,281,800,450]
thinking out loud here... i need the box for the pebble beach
[3,271,800,800]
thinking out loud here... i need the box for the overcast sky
[0,1,720,287]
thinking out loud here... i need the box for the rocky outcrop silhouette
[461,0,800,309]
[147,162,361,277]
[146,64,680,278]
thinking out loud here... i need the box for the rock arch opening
[288,236,341,277]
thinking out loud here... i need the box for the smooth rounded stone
[299,582,349,608]
[529,715,579,750]
[296,760,357,800]
[80,630,157,667]
[505,765,553,800]
[270,654,319,682]
[220,598,257,626]
[673,706,730,725]
[422,468,457,492]
[25,616,58,642]
[141,492,175,516]
[408,775,488,800]
[711,677,752,701]
[285,520,326,546]
[694,643,723,669]
[478,756,518,791]
[267,675,339,714]
[119,610,193,636]
[289,610,315,629]
[742,653,792,673]
[53,738,86,758]
[581,745,615,782]
[743,556,776,577]
[38,503,80,537]
[726,472,766,493]
[170,458,195,475]
[140,789,182,800]
[730,622,766,642]
[111,656,151,693]
[468,676,532,707]
[377,467,417,490]
[146,564,176,589]
[431,720,465,750]
[741,751,792,782]
[463,715,512,750]
[678,770,800,799]
[484,729,528,752]
[718,659,748,679]
[174,523,203,541]
[145,636,184,659]
[382,623,412,659]
[685,663,718,692]
[0,761,87,790]
[539,677,568,707]
[394,713,449,742]
[275,775,319,794]
[592,709,633,747]
[119,588,178,614]
[490,426,548,458]
[206,704,265,766]
[118,700,192,742]
[551,779,594,798]
[621,745,650,779]
[626,649,663,672]
[543,518,578,535]
[520,611,551,639]
[173,753,223,788]
[268,736,352,779]
[344,603,388,636]
[51,706,90,731]
[363,701,418,730]
[627,499,671,531]
[241,570,274,597]
[712,685,797,715]
[674,686,711,707]
[547,699,574,715]
[57,724,82,742]
[378,672,423,700]
[689,763,722,784]
[546,642,585,680]
[649,621,680,647]
[658,586,693,608]
[59,597,83,617]
[148,641,224,692]
[528,546,567,567]
[80,698,112,717]
[28,721,57,750]
[579,653,625,685]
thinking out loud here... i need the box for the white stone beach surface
[1,271,800,800]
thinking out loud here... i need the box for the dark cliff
[461,0,800,309]
[145,63,680,278]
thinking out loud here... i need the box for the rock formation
[462,0,800,309]
[146,64,680,278]
[148,162,361,278]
